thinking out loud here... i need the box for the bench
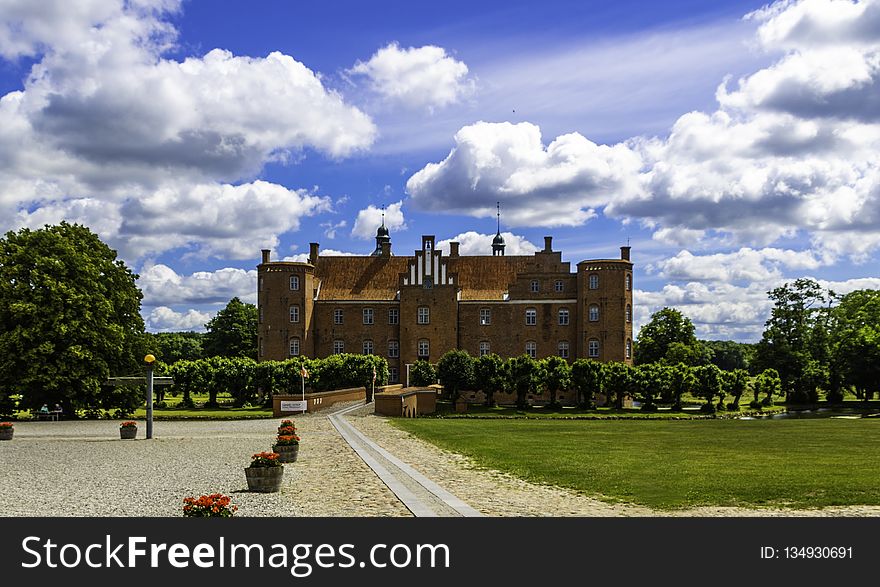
[37,411,62,421]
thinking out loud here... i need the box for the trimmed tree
[725,368,750,410]
[542,356,571,409]
[409,360,436,387]
[694,364,723,414]
[571,359,604,409]
[475,353,507,407]
[507,354,543,409]
[437,349,475,403]
[604,362,633,409]
[668,362,696,411]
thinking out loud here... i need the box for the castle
[257,218,633,383]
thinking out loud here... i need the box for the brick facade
[257,232,633,381]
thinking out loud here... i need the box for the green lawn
[433,402,786,419]
[392,417,880,509]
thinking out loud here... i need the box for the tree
[632,363,667,412]
[635,308,697,365]
[663,341,713,367]
[754,279,831,403]
[571,359,604,408]
[604,362,633,409]
[751,368,782,408]
[507,355,543,409]
[668,363,696,411]
[148,331,204,364]
[724,368,750,410]
[409,360,436,387]
[542,356,571,409]
[203,297,257,359]
[694,364,723,413]
[437,349,475,402]
[0,223,145,415]
[702,340,754,372]
[829,289,880,403]
[475,353,507,407]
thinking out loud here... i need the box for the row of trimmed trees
[412,349,783,412]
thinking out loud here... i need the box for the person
[39,404,49,414]
[53,404,63,419]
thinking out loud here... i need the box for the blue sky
[1,0,879,340]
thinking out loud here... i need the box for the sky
[1,0,879,341]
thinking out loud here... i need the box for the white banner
[280,400,307,411]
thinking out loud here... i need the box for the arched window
[530,280,540,293]
[525,308,537,325]
[558,308,570,325]
[555,280,564,293]
[589,274,599,289]
[626,339,633,360]
[625,273,632,291]
[588,339,600,358]
[589,304,599,322]
[626,304,632,323]
[525,341,537,358]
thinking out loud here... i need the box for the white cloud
[145,306,213,332]
[282,249,360,262]
[139,264,257,307]
[351,200,406,240]
[437,231,539,256]
[320,220,347,239]
[0,0,374,260]
[649,247,825,284]
[350,42,473,111]
[406,121,636,227]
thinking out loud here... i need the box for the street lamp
[144,354,155,439]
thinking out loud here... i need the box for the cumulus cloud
[437,231,539,256]
[0,0,374,260]
[282,249,360,262]
[145,306,213,332]
[349,42,473,111]
[139,264,257,307]
[406,0,880,263]
[351,200,406,240]
[649,247,825,284]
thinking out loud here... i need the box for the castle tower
[492,202,505,256]
[372,209,391,256]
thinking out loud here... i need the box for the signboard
[280,400,307,412]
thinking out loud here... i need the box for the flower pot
[0,429,13,441]
[272,443,299,463]
[120,427,137,439]
[245,466,284,492]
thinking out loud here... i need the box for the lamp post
[144,354,155,439]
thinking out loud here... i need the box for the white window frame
[626,304,632,323]
[558,308,569,326]
[530,280,540,293]
[290,275,300,291]
[289,305,300,323]
[418,339,430,358]
[589,305,599,322]
[417,306,430,325]
[333,340,344,355]
[479,341,490,357]
[289,337,300,357]
[588,339,599,358]
[363,307,374,325]
[388,340,399,358]
[558,341,569,358]
[626,339,632,359]
[388,307,399,325]
[333,308,343,325]
[525,308,537,326]
[589,274,599,290]
[525,341,537,359]
[479,308,491,325]
[555,280,564,293]
[626,273,632,291]
[389,367,398,383]
[362,340,374,355]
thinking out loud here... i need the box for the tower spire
[492,201,506,256]
[496,201,501,235]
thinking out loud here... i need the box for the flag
[301,365,309,379]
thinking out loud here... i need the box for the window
[289,337,300,357]
[333,308,343,325]
[525,308,537,325]
[418,339,430,358]
[259,306,263,323]
[333,340,344,354]
[626,339,632,360]
[423,277,433,289]
[388,308,399,325]
[479,341,490,357]
[525,341,537,359]
[555,280,564,293]
[418,306,430,324]
[626,273,632,291]
[289,305,300,323]
[626,304,632,323]
[389,367,398,383]
[589,274,599,290]
[589,304,599,322]
[363,308,374,325]
[388,340,399,358]
[530,280,539,293]
[290,275,299,291]
[558,341,569,358]
[588,339,599,358]
[479,308,491,325]
[558,308,570,325]
[362,340,374,355]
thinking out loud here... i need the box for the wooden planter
[245,466,284,492]
[272,443,299,463]
[0,428,13,441]
[120,427,137,439]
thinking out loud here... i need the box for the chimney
[544,236,553,252]
[620,246,631,261]
[380,241,391,257]
[261,249,270,264]
[309,242,320,264]
[449,242,460,257]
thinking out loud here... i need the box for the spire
[373,205,391,255]
[492,201,506,256]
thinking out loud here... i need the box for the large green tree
[507,355,543,409]
[437,349,475,402]
[571,359,604,408]
[203,297,258,359]
[754,279,831,403]
[475,353,507,407]
[148,331,204,364]
[0,223,145,415]
[635,307,698,365]
[541,355,571,408]
[829,289,880,402]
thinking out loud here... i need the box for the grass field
[431,402,787,419]
[392,417,880,509]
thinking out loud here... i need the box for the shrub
[275,434,300,446]
[250,452,281,467]
[119,421,137,428]
[409,361,436,387]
